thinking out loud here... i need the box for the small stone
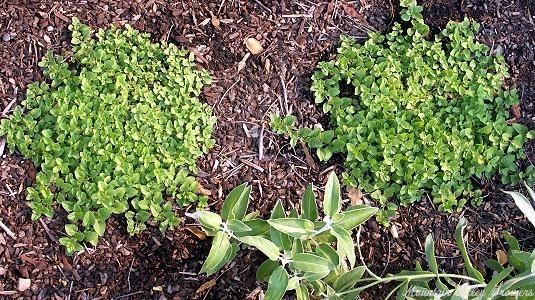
[0,267,6,275]
[245,37,263,55]
[2,33,11,42]
[47,26,54,31]
[494,45,504,55]
[17,278,31,291]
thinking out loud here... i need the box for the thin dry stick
[0,219,16,239]
[258,124,265,160]
[252,0,272,13]
[39,219,57,242]
[213,80,239,108]
[127,257,135,292]
[279,75,289,115]
[217,0,225,14]
[112,291,144,300]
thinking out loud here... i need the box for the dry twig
[0,219,16,240]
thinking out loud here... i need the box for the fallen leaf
[348,188,363,205]
[184,226,207,240]
[341,2,367,23]
[197,182,212,196]
[196,279,216,294]
[511,104,521,119]
[245,37,263,55]
[326,0,336,17]
[210,13,221,31]
[496,249,508,265]
[245,286,264,300]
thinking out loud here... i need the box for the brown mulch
[1,0,534,299]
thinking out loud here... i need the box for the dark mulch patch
[0,0,534,299]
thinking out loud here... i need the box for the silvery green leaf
[324,171,341,217]
[301,184,318,221]
[196,211,222,230]
[200,231,231,276]
[227,219,251,232]
[265,266,289,300]
[424,234,447,290]
[482,267,513,299]
[330,226,356,268]
[256,259,280,282]
[221,183,250,220]
[504,190,535,228]
[238,236,280,261]
[316,243,339,267]
[270,201,292,250]
[333,205,378,231]
[455,218,484,283]
[295,284,310,300]
[291,253,335,274]
[267,218,316,240]
[332,266,365,292]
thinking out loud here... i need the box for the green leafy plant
[0,17,216,254]
[271,0,535,224]
[187,171,379,299]
[190,174,535,299]
[394,218,535,300]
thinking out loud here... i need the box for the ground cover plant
[0,17,216,254]
[190,173,535,299]
[271,0,535,224]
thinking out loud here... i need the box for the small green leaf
[84,231,99,246]
[93,219,106,236]
[65,224,78,236]
[82,211,96,227]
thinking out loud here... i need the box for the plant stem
[339,273,483,296]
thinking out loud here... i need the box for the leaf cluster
[191,175,535,299]
[187,171,378,299]
[0,17,216,254]
[272,0,535,223]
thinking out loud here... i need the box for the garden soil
[0,0,535,299]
